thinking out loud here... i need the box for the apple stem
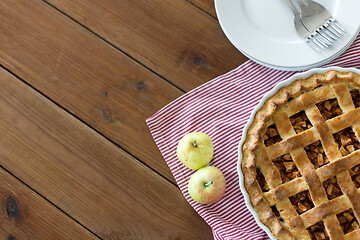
[193,140,197,147]
[204,181,213,187]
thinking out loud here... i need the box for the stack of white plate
[215,0,360,71]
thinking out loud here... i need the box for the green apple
[176,132,213,170]
[188,166,226,204]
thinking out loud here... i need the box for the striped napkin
[146,35,360,240]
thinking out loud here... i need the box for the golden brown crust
[300,195,351,228]
[241,70,360,240]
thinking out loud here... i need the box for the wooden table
[0,1,248,239]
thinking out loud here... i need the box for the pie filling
[333,127,360,157]
[351,89,360,108]
[271,205,284,223]
[316,98,342,121]
[304,141,329,169]
[307,221,328,240]
[350,164,360,189]
[290,110,312,134]
[272,153,301,184]
[289,190,314,214]
[264,125,282,146]
[258,95,360,238]
[337,209,359,234]
[257,168,270,192]
[322,176,342,200]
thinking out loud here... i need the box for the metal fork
[284,0,325,51]
[293,0,346,49]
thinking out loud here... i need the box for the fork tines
[306,18,346,51]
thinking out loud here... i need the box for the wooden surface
[0,0,248,239]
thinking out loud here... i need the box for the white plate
[246,32,358,71]
[215,0,360,71]
[237,67,360,240]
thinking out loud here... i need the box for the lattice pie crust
[242,70,360,240]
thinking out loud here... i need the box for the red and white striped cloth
[146,35,360,240]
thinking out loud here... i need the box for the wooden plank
[187,0,217,18]
[0,168,97,239]
[44,0,247,91]
[0,67,212,238]
[0,0,183,183]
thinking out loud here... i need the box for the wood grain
[0,66,212,238]
[44,0,247,91]
[0,168,98,240]
[187,0,217,18]
[0,0,184,183]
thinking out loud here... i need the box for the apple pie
[241,70,360,240]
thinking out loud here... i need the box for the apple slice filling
[289,190,314,214]
[333,127,360,157]
[307,221,329,240]
[290,110,312,134]
[337,209,360,235]
[351,89,360,108]
[349,164,360,189]
[316,99,342,121]
[304,141,329,169]
[264,125,282,147]
[272,153,301,183]
[271,205,284,223]
[256,168,270,192]
[322,176,342,200]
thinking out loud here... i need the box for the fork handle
[283,0,299,15]
[292,0,306,8]
[301,0,316,5]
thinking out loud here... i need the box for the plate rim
[239,33,359,71]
